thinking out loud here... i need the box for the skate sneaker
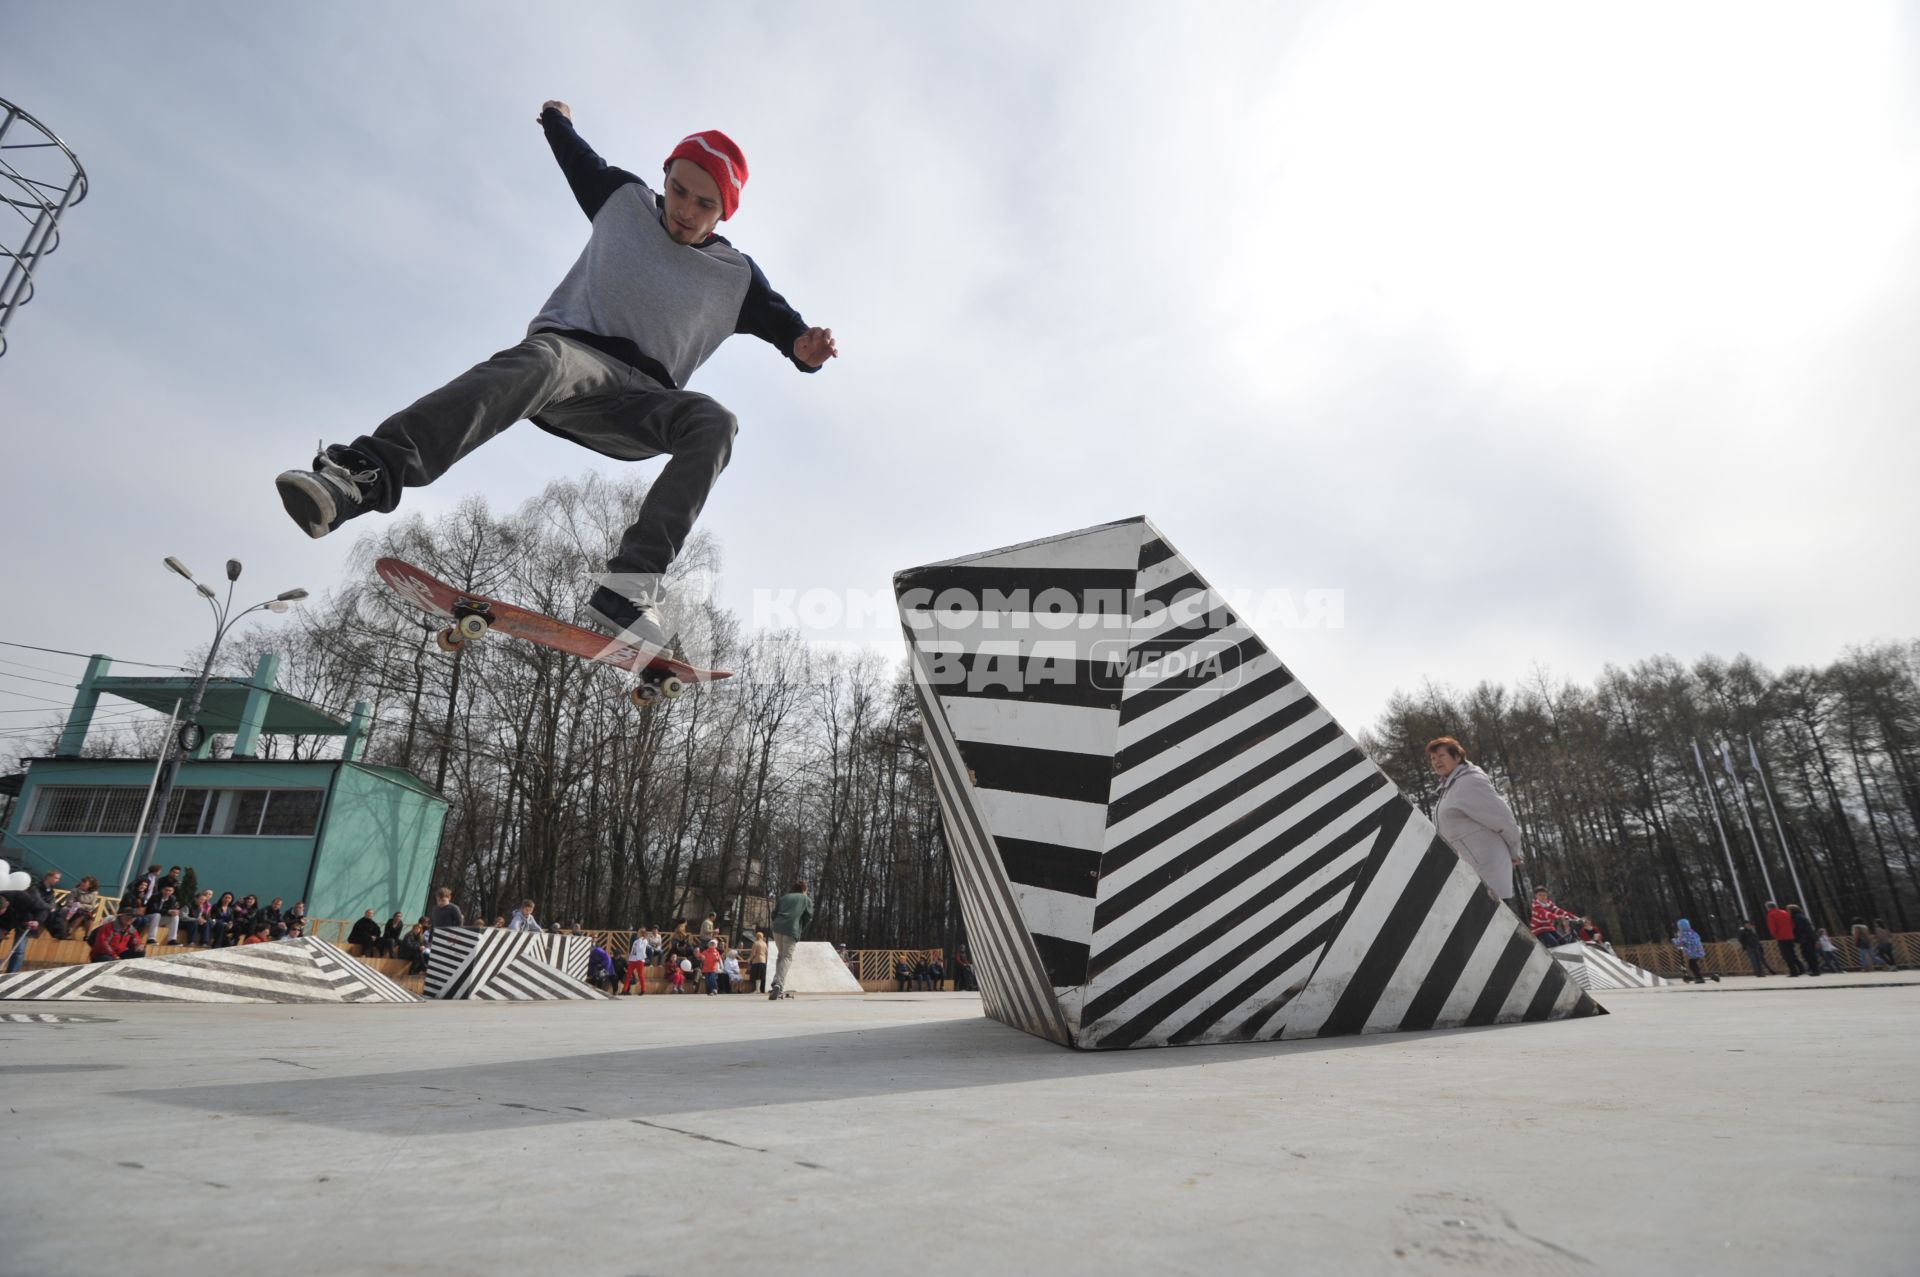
[586,584,675,658]
[277,442,382,539]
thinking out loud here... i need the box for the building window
[99,788,146,833]
[260,790,323,836]
[26,785,324,838]
[165,789,211,835]
[29,788,105,834]
[220,790,270,836]
[26,786,151,835]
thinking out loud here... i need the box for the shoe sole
[584,603,677,660]
[276,471,337,539]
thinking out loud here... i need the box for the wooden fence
[1613,933,1917,979]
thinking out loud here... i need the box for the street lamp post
[117,558,307,896]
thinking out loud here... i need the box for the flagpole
[1718,739,1777,905]
[117,698,183,899]
[1748,735,1808,910]
[1693,740,1752,921]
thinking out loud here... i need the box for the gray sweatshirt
[529,108,815,390]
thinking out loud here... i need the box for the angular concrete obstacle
[424,928,605,1000]
[1549,942,1672,990]
[0,938,416,1004]
[765,939,865,993]
[894,517,1605,1049]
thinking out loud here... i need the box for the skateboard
[373,557,731,706]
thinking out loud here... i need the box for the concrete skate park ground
[2,981,1913,1276]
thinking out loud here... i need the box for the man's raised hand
[539,100,572,124]
[794,326,838,369]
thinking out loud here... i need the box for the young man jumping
[276,99,837,654]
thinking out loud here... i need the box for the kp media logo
[905,583,1256,697]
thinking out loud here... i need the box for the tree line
[1363,644,1920,943]
[219,474,953,946]
[14,474,1915,947]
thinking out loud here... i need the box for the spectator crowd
[0,863,336,973]
[0,855,1904,995]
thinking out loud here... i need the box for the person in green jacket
[768,880,814,1000]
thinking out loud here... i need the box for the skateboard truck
[434,597,494,652]
[628,667,686,706]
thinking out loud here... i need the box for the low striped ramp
[0,939,415,1004]
[896,517,1606,1049]
[1549,942,1672,990]
[424,928,604,1000]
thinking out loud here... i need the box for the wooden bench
[16,934,266,969]
[18,936,93,968]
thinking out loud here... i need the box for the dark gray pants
[352,332,737,577]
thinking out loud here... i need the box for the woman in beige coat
[1427,736,1524,901]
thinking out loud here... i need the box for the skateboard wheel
[629,684,660,708]
[434,628,462,653]
[455,613,490,640]
[658,675,684,700]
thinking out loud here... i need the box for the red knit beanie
[664,130,748,220]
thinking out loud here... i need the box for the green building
[0,652,446,922]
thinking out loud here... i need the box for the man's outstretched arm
[736,256,838,372]
[537,99,643,220]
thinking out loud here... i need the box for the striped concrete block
[1550,942,1672,990]
[423,928,604,1000]
[0,939,416,1004]
[896,517,1606,1049]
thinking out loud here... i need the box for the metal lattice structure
[0,97,88,358]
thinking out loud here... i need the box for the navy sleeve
[541,108,645,220]
[735,255,818,373]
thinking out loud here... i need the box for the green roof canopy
[92,676,349,735]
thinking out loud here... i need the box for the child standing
[625,930,652,994]
[1671,919,1719,984]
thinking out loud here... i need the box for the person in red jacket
[1786,903,1822,979]
[1765,901,1806,976]
[1529,888,1581,947]
[89,911,147,963]
[698,939,724,995]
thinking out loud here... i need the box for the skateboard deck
[374,557,730,704]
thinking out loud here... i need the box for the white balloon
[0,859,11,880]
[3,871,28,892]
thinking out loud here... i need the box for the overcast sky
[2,0,1915,757]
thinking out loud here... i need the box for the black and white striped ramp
[0,939,415,1004]
[423,929,604,1000]
[895,517,1605,1050]
[1549,942,1672,990]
